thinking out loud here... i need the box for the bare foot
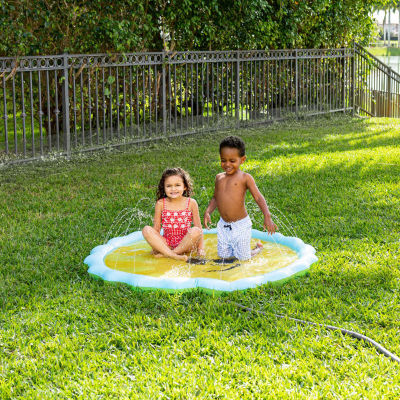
[153,252,187,262]
[171,253,188,262]
[251,241,263,257]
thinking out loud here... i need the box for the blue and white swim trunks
[217,215,252,260]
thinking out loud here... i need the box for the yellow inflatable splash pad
[85,229,318,291]
[104,235,298,282]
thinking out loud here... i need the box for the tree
[0,0,392,57]
[0,0,391,152]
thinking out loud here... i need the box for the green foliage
[0,0,159,55]
[0,0,391,56]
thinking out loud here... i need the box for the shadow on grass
[250,122,398,161]
[0,116,399,342]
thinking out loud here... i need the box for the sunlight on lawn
[0,115,399,399]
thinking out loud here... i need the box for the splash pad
[84,229,318,292]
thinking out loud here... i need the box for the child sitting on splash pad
[142,167,204,261]
[204,136,277,260]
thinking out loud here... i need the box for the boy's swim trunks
[217,215,252,260]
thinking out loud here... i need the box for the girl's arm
[204,178,218,229]
[153,200,163,233]
[191,199,205,254]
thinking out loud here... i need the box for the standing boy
[204,136,277,260]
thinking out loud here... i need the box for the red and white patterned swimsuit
[161,197,193,248]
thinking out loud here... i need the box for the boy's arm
[246,174,277,234]
[190,199,205,255]
[204,178,218,229]
[152,200,163,232]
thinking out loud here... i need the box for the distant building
[373,9,400,44]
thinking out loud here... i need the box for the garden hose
[226,300,400,364]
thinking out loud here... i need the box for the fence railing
[0,45,397,164]
[354,43,400,118]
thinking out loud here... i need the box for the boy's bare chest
[216,176,246,195]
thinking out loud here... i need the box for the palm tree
[383,8,387,46]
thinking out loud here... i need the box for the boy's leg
[250,242,263,257]
[217,218,234,259]
[142,226,188,261]
[233,235,252,260]
[235,239,263,259]
[232,216,261,260]
[173,227,202,255]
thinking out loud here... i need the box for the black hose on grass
[226,300,400,364]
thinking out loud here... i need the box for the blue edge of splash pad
[84,229,318,292]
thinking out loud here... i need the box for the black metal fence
[0,46,397,164]
[354,43,400,118]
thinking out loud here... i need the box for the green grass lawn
[1,115,399,399]
[367,46,400,56]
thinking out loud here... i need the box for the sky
[373,10,400,24]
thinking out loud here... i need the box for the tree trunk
[383,9,386,46]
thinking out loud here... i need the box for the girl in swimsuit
[142,168,204,261]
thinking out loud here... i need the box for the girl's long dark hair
[156,167,193,200]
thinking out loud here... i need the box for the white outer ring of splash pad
[84,229,318,292]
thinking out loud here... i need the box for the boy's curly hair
[219,136,245,157]
[156,167,193,200]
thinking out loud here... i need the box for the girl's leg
[173,227,202,255]
[142,226,188,261]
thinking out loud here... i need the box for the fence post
[387,66,392,118]
[342,51,346,113]
[352,42,356,116]
[62,53,70,157]
[162,51,167,136]
[295,49,298,117]
[236,50,240,128]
